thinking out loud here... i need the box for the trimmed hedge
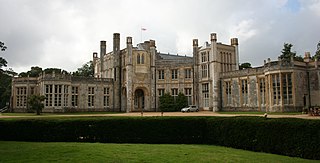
[0,116,319,160]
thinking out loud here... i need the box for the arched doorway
[134,89,144,111]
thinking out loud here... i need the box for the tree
[279,43,296,60]
[239,62,252,70]
[0,41,7,51]
[0,71,12,109]
[312,41,320,60]
[28,95,46,115]
[0,57,8,75]
[44,68,69,75]
[73,61,94,77]
[0,42,13,109]
[175,92,188,110]
[19,66,43,77]
[159,92,175,112]
[19,67,68,77]
[294,55,304,62]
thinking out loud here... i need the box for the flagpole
[141,27,142,42]
[140,27,146,43]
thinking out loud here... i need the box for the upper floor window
[201,64,208,78]
[137,53,145,64]
[185,69,192,78]
[201,51,208,62]
[158,70,165,80]
[171,69,178,80]
[137,54,140,64]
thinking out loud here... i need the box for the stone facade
[11,33,320,112]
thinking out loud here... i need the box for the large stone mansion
[11,33,320,112]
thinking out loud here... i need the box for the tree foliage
[159,92,188,112]
[72,61,94,77]
[0,57,8,72]
[239,62,252,70]
[312,41,320,60]
[19,67,69,77]
[0,41,7,51]
[159,93,175,112]
[28,95,46,115]
[0,43,14,109]
[175,92,188,110]
[279,43,296,60]
[19,66,43,77]
[0,72,12,109]
[44,68,68,74]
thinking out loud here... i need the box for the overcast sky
[1,0,320,73]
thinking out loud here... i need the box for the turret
[127,37,133,65]
[231,38,239,70]
[100,41,106,77]
[93,52,98,77]
[210,33,218,61]
[210,33,217,42]
[304,52,311,63]
[113,33,120,53]
[150,40,156,67]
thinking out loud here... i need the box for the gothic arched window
[141,54,144,64]
[137,54,140,64]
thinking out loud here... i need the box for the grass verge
[0,141,316,163]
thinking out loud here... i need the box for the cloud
[0,0,319,72]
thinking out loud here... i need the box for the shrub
[0,116,319,160]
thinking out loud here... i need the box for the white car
[181,105,199,112]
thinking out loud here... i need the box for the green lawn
[0,141,316,162]
[217,111,303,115]
[1,112,119,116]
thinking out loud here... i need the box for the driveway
[1,111,319,119]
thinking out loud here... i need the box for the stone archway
[134,89,145,111]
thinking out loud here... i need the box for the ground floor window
[16,87,27,107]
[185,88,192,105]
[224,81,232,106]
[202,83,209,107]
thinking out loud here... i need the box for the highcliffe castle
[11,33,320,112]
